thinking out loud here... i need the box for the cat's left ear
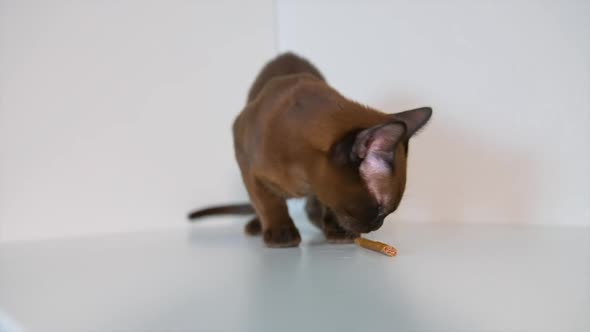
[388,106,432,139]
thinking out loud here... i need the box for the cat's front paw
[244,217,262,236]
[324,230,359,244]
[263,225,301,248]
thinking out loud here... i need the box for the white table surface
[1,219,589,332]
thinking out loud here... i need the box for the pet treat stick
[354,237,397,257]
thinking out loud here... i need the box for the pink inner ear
[358,123,404,205]
[366,123,405,154]
[360,154,391,205]
[354,129,371,159]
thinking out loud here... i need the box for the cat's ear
[388,106,432,139]
[350,123,405,165]
[352,123,406,204]
[331,122,405,167]
[330,107,431,167]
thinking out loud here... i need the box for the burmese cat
[189,53,431,247]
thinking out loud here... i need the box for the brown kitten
[189,52,431,247]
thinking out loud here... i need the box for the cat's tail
[187,203,255,220]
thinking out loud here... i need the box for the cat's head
[318,107,432,233]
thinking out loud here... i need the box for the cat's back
[234,73,325,155]
[247,52,325,103]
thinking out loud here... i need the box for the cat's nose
[368,215,385,231]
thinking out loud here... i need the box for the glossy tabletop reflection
[1,220,589,332]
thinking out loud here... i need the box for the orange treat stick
[354,237,397,257]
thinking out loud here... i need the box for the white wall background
[278,0,590,227]
[0,0,274,242]
[1,0,588,242]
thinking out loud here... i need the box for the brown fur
[189,52,432,247]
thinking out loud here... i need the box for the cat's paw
[263,225,301,248]
[244,217,262,236]
[324,230,359,244]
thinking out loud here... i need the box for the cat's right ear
[330,129,362,167]
[388,106,432,139]
[330,122,405,167]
